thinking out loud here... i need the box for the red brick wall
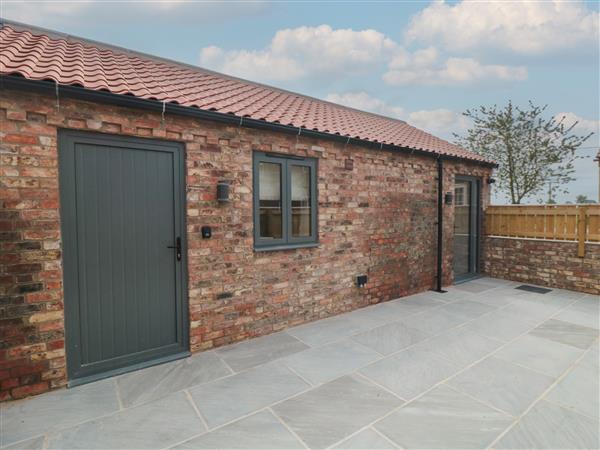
[483,237,600,294]
[0,88,491,400]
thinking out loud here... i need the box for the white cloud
[408,108,471,137]
[324,91,470,138]
[405,0,599,54]
[388,46,438,70]
[384,54,527,86]
[200,46,305,81]
[3,1,267,28]
[555,112,600,136]
[200,24,527,86]
[325,92,406,119]
[199,25,398,82]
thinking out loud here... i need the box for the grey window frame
[253,151,318,251]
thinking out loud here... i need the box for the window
[253,152,317,249]
[455,185,466,206]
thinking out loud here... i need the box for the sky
[3,0,599,203]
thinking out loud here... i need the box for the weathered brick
[5,263,42,274]
[10,361,48,377]
[42,367,66,381]
[7,343,46,358]
[67,118,86,128]
[484,238,599,295]
[19,167,58,178]
[1,378,19,390]
[22,230,60,240]
[6,110,27,121]
[27,310,63,324]
[11,381,49,399]
[14,283,43,294]
[3,134,38,145]
[0,358,27,371]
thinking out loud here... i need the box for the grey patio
[2,277,598,450]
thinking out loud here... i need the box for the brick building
[0,22,495,400]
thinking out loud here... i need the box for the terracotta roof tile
[0,23,493,164]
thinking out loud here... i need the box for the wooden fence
[485,205,600,257]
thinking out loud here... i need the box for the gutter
[1,76,497,168]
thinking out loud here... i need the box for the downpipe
[435,156,447,293]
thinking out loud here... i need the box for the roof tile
[0,23,492,164]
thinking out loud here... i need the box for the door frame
[453,175,481,283]
[58,130,190,386]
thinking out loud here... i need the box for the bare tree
[455,101,592,204]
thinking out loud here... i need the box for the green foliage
[455,101,592,204]
[576,194,597,204]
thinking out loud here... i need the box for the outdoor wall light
[487,178,496,184]
[217,180,230,202]
[356,274,368,288]
[444,192,453,205]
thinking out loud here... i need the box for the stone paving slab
[172,410,304,450]
[530,318,599,350]
[493,400,600,450]
[400,308,468,336]
[494,334,583,377]
[374,385,513,449]
[440,299,498,320]
[544,357,600,421]
[446,356,555,416]
[280,338,380,385]
[412,327,504,367]
[333,428,397,449]
[3,435,46,450]
[187,362,309,428]
[463,308,539,342]
[271,375,402,449]
[359,347,462,400]
[215,332,308,372]
[1,378,119,447]
[116,351,231,408]
[2,277,598,450]
[46,391,204,449]
[286,314,369,347]
[352,321,429,356]
[554,300,600,330]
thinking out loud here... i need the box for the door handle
[167,237,182,261]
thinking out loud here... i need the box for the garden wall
[483,236,600,294]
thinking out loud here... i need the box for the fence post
[577,206,587,257]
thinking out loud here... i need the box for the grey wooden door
[59,131,188,384]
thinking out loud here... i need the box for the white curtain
[291,166,310,201]
[259,163,280,201]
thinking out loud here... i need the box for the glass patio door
[453,177,480,282]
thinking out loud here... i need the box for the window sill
[254,242,320,252]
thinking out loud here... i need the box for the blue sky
[4,0,599,203]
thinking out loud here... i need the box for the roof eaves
[1,75,498,168]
